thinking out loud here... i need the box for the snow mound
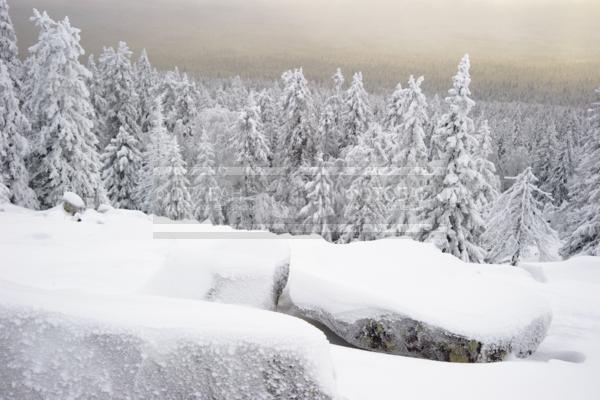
[281,236,552,362]
[62,191,85,214]
[0,280,338,400]
[142,239,290,310]
[0,206,290,310]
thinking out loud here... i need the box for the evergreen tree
[419,55,486,263]
[318,70,346,160]
[97,42,140,149]
[561,87,600,257]
[483,167,558,265]
[229,93,270,229]
[0,0,21,87]
[25,11,104,208]
[191,127,225,224]
[473,119,500,211]
[135,49,159,137]
[138,97,170,214]
[548,130,574,206]
[101,126,142,209]
[389,75,430,235]
[383,82,409,132]
[157,134,192,220]
[256,89,279,166]
[299,155,335,241]
[341,72,372,153]
[340,126,387,243]
[0,60,37,208]
[533,123,558,194]
[276,68,318,221]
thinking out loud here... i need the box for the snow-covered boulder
[280,237,552,363]
[62,191,85,215]
[0,280,338,400]
[142,235,290,310]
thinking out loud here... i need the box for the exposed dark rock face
[281,299,551,363]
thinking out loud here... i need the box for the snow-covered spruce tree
[533,122,558,195]
[256,89,279,167]
[319,68,345,159]
[0,60,37,208]
[275,68,319,223]
[483,167,558,265]
[97,42,140,149]
[473,119,500,212]
[560,87,600,257]
[25,11,104,208]
[101,126,142,209]
[156,134,193,220]
[547,130,575,207]
[339,127,387,243]
[137,97,170,214]
[340,72,373,154]
[389,75,430,235]
[159,69,200,165]
[0,0,21,87]
[190,127,225,224]
[229,93,271,229]
[418,54,486,263]
[135,49,159,137]
[298,155,335,241]
[383,82,409,132]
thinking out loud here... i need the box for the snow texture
[280,236,552,362]
[0,280,337,400]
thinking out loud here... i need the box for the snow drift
[0,280,338,400]
[280,236,553,362]
[0,206,290,310]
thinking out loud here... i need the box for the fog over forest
[10,0,600,104]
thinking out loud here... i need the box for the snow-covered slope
[0,205,290,310]
[281,236,552,361]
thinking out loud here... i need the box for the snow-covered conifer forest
[1,0,599,399]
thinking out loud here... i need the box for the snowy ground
[0,204,599,399]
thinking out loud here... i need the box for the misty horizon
[8,0,600,102]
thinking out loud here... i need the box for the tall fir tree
[560,87,600,257]
[383,82,409,132]
[276,68,318,222]
[473,119,500,212]
[319,68,345,159]
[340,124,387,243]
[0,0,21,88]
[135,49,159,137]
[256,89,279,167]
[299,155,335,241]
[191,128,225,224]
[229,93,271,229]
[389,75,430,235]
[101,126,142,209]
[483,167,558,265]
[340,72,372,153]
[533,123,558,195]
[547,130,574,207]
[97,42,140,149]
[0,60,37,208]
[25,11,104,208]
[156,134,192,220]
[419,54,486,263]
[137,97,170,214]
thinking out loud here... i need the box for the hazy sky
[8,0,600,96]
